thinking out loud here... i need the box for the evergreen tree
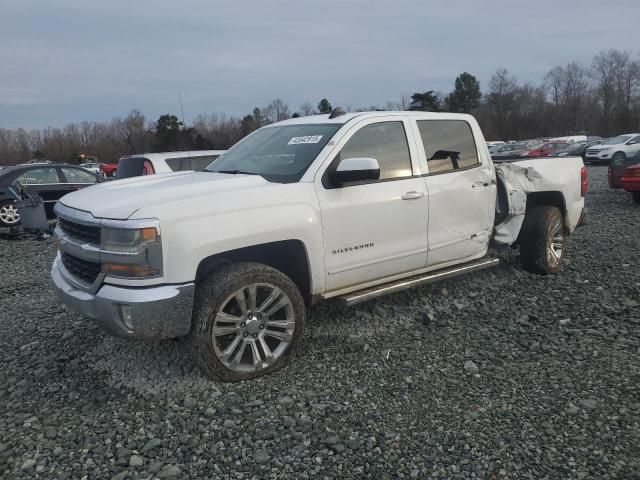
[318,98,333,114]
[446,72,481,113]
[408,91,442,111]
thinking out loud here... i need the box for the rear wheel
[190,262,306,381]
[632,192,640,204]
[519,206,565,275]
[0,201,20,227]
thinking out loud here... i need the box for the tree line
[1,49,638,166]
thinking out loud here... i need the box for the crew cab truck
[51,110,586,381]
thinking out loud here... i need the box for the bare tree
[263,99,291,124]
[299,102,315,116]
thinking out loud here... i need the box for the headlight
[100,221,162,278]
[101,226,158,253]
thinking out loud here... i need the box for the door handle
[401,191,425,200]
[472,181,490,188]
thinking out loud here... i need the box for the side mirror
[628,141,637,145]
[329,157,380,186]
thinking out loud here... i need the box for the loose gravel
[1,166,639,479]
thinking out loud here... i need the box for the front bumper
[52,256,195,340]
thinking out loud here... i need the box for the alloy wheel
[547,216,564,267]
[0,203,20,225]
[211,283,295,373]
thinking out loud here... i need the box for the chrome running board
[336,257,499,307]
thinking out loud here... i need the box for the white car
[51,110,586,381]
[584,134,640,164]
[116,150,226,179]
[79,162,102,177]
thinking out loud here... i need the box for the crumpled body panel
[493,163,545,245]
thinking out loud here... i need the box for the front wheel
[611,152,626,166]
[190,262,306,381]
[632,192,640,204]
[0,201,21,227]
[519,206,565,275]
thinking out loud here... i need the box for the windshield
[603,135,632,145]
[206,123,342,183]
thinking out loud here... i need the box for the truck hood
[59,172,270,219]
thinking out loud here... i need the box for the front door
[16,167,66,218]
[315,118,429,292]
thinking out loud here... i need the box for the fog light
[119,305,134,331]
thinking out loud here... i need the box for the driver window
[338,122,412,180]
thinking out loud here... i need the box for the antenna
[178,92,192,160]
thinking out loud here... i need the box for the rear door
[315,116,429,292]
[413,119,496,267]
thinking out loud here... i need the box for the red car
[100,162,118,178]
[621,164,640,204]
[525,141,568,157]
[609,153,640,188]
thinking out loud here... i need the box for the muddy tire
[190,262,306,381]
[519,206,565,275]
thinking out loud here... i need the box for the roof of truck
[271,110,475,126]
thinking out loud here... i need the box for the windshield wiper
[215,169,260,176]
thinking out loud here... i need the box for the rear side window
[338,121,412,180]
[417,120,479,174]
[116,157,147,179]
[165,157,184,171]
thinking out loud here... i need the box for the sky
[1,0,639,129]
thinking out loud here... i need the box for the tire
[190,262,306,381]
[0,200,21,227]
[632,192,640,204]
[519,206,565,275]
[611,152,626,166]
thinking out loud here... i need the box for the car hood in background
[59,171,269,219]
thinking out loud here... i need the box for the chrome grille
[586,149,601,155]
[58,217,100,244]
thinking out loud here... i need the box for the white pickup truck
[51,110,586,381]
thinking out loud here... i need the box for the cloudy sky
[1,0,639,129]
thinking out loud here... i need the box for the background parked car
[490,143,531,159]
[22,159,53,165]
[0,164,100,227]
[584,134,640,164]
[621,163,640,203]
[524,141,568,157]
[548,141,587,158]
[79,162,102,177]
[610,152,640,188]
[115,150,226,179]
[100,162,119,177]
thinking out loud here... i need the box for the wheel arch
[195,239,314,306]
[526,191,566,221]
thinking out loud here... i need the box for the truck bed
[492,156,585,245]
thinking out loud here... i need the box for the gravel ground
[1,166,639,480]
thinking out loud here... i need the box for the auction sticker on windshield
[288,135,323,145]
